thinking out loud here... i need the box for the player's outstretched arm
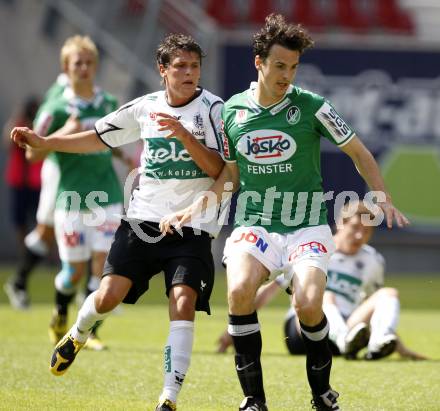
[11,127,107,154]
[26,114,84,162]
[156,112,224,178]
[159,162,239,234]
[340,136,410,228]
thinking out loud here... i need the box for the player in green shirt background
[159,14,409,411]
[25,35,123,350]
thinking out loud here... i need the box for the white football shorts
[223,224,335,281]
[54,203,122,262]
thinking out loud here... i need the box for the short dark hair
[253,14,314,60]
[156,34,205,67]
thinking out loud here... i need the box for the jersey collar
[164,87,203,108]
[63,86,103,110]
[246,81,295,115]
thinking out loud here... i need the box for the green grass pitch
[0,267,439,410]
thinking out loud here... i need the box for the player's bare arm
[156,111,224,178]
[340,136,410,228]
[159,161,239,234]
[26,114,84,162]
[11,127,107,154]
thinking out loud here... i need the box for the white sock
[24,230,49,257]
[323,303,349,353]
[369,295,400,350]
[160,320,194,404]
[70,291,109,343]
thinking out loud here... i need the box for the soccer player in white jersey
[217,201,427,362]
[159,14,409,411]
[11,34,224,411]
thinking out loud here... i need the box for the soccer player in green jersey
[159,14,409,411]
[216,201,427,362]
[12,34,224,411]
[24,35,124,349]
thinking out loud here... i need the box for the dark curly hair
[253,14,314,60]
[156,33,205,67]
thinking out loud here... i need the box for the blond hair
[60,35,99,68]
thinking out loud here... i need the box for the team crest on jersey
[237,129,296,164]
[193,113,203,129]
[235,109,248,124]
[286,106,300,125]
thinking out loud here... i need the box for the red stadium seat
[126,0,146,15]
[374,0,414,33]
[248,0,273,25]
[205,0,237,27]
[335,0,371,33]
[292,0,326,31]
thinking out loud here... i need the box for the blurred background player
[8,76,67,311]
[4,71,133,312]
[25,35,123,349]
[217,201,427,361]
[2,96,42,309]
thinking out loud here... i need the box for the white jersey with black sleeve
[94,88,224,236]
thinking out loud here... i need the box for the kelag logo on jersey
[327,270,361,303]
[237,129,296,164]
[145,139,192,163]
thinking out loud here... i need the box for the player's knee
[171,293,196,319]
[94,285,123,313]
[228,284,254,310]
[294,295,322,321]
[378,287,399,299]
[95,275,131,313]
